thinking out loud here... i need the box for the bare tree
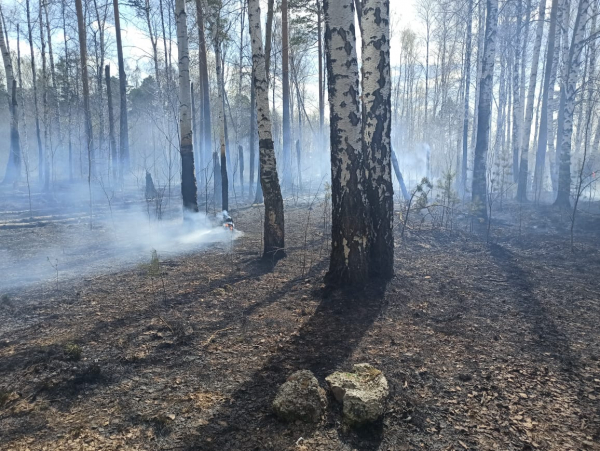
[113,0,130,175]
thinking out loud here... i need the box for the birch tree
[247,0,285,259]
[533,0,560,199]
[362,0,393,279]
[175,0,199,215]
[555,0,591,208]
[324,0,370,285]
[472,0,498,221]
[517,0,546,201]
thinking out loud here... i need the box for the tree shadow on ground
[183,283,389,451]
[488,243,577,371]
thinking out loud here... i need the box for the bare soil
[1,195,599,450]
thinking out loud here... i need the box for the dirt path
[0,202,599,450]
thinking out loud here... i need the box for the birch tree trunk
[511,0,523,184]
[249,72,256,198]
[533,0,560,200]
[554,0,590,208]
[517,0,546,201]
[324,0,370,286]
[472,0,498,221]
[175,0,199,215]
[195,0,212,183]
[281,0,292,188]
[461,0,473,195]
[113,0,130,175]
[362,0,393,279]
[0,7,21,184]
[248,0,285,259]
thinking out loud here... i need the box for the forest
[0,0,599,449]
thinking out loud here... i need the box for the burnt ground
[0,194,600,451]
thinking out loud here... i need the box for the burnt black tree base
[259,138,285,260]
[181,150,199,215]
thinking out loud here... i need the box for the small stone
[272,370,326,423]
[326,363,389,426]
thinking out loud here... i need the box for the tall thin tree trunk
[461,0,473,195]
[212,18,229,212]
[249,72,257,198]
[281,0,292,188]
[472,0,498,221]
[362,0,393,279]
[39,0,51,190]
[511,0,523,184]
[248,0,285,259]
[25,0,44,184]
[517,0,546,201]
[175,0,199,215]
[0,6,21,184]
[317,0,324,152]
[533,0,560,200]
[113,0,130,175]
[106,65,118,180]
[324,0,370,286]
[554,0,590,207]
[196,0,212,186]
[75,0,94,228]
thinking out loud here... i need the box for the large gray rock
[272,370,326,423]
[325,363,389,426]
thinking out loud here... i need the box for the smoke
[0,196,243,292]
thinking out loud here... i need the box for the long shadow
[488,243,577,371]
[183,284,388,451]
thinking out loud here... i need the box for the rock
[325,363,389,426]
[272,370,326,423]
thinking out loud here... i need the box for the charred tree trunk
[324,0,370,286]
[248,0,285,259]
[239,145,245,196]
[175,0,199,215]
[391,149,409,201]
[113,0,130,175]
[472,0,498,221]
[362,0,394,280]
[212,21,229,212]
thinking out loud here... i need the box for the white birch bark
[324,0,370,285]
[517,0,546,201]
[247,0,285,258]
[362,0,393,279]
[555,0,591,207]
